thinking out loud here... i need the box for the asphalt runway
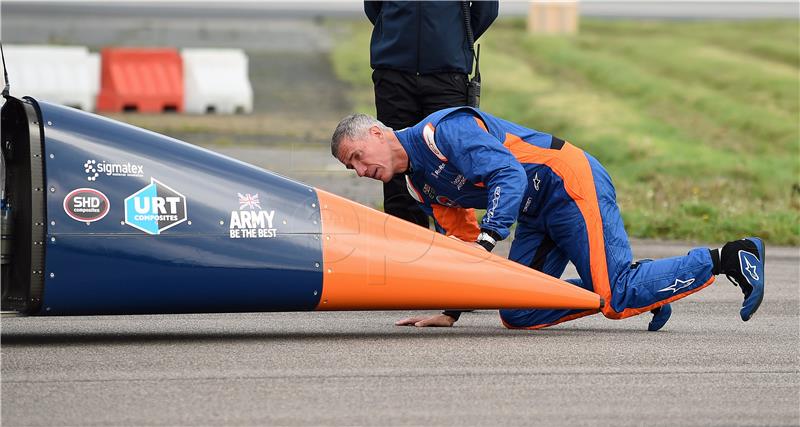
[2,241,798,426]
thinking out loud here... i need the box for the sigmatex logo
[84,159,144,181]
[124,178,187,235]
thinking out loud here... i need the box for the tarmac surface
[3,144,799,425]
[2,240,799,426]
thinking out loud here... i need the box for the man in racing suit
[330,107,766,330]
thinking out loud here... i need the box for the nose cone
[315,190,603,311]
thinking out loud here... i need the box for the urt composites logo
[124,178,187,235]
[229,193,277,239]
[84,159,144,181]
[63,188,110,223]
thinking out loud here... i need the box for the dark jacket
[364,1,499,75]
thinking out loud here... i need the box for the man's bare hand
[395,314,456,327]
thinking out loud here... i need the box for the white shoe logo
[738,250,760,284]
[533,173,541,191]
[744,257,759,281]
[658,278,695,293]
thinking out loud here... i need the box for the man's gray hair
[331,113,391,157]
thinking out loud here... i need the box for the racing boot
[719,238,765,321]
[648,303,672,331]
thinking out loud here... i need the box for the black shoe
[720,238,765,321]
[648,304,672,331]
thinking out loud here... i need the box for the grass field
[330,18,800,245]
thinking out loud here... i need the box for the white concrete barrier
[182,48,253,114]
[87,52,101,112]
[2,45,96,110]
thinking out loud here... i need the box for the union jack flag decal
[237,193,261,210]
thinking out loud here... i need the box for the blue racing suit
[395,107,716,328]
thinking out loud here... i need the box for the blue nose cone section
[37,101,324,315]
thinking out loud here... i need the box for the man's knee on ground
[499,309,533,329]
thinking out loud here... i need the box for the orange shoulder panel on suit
[473,116,488,132]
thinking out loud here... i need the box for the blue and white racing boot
[648,304,672,331]
[721,238,765,321]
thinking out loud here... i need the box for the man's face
[336,126,394,183]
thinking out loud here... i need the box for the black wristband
[481,229,502,241]
[476,239,495,252]
[476,229,501,252]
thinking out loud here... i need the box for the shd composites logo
[63,188,110,223]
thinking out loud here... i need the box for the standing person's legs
[373,69,429,227]
[419,72,469,116]
[373,69,420,129]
